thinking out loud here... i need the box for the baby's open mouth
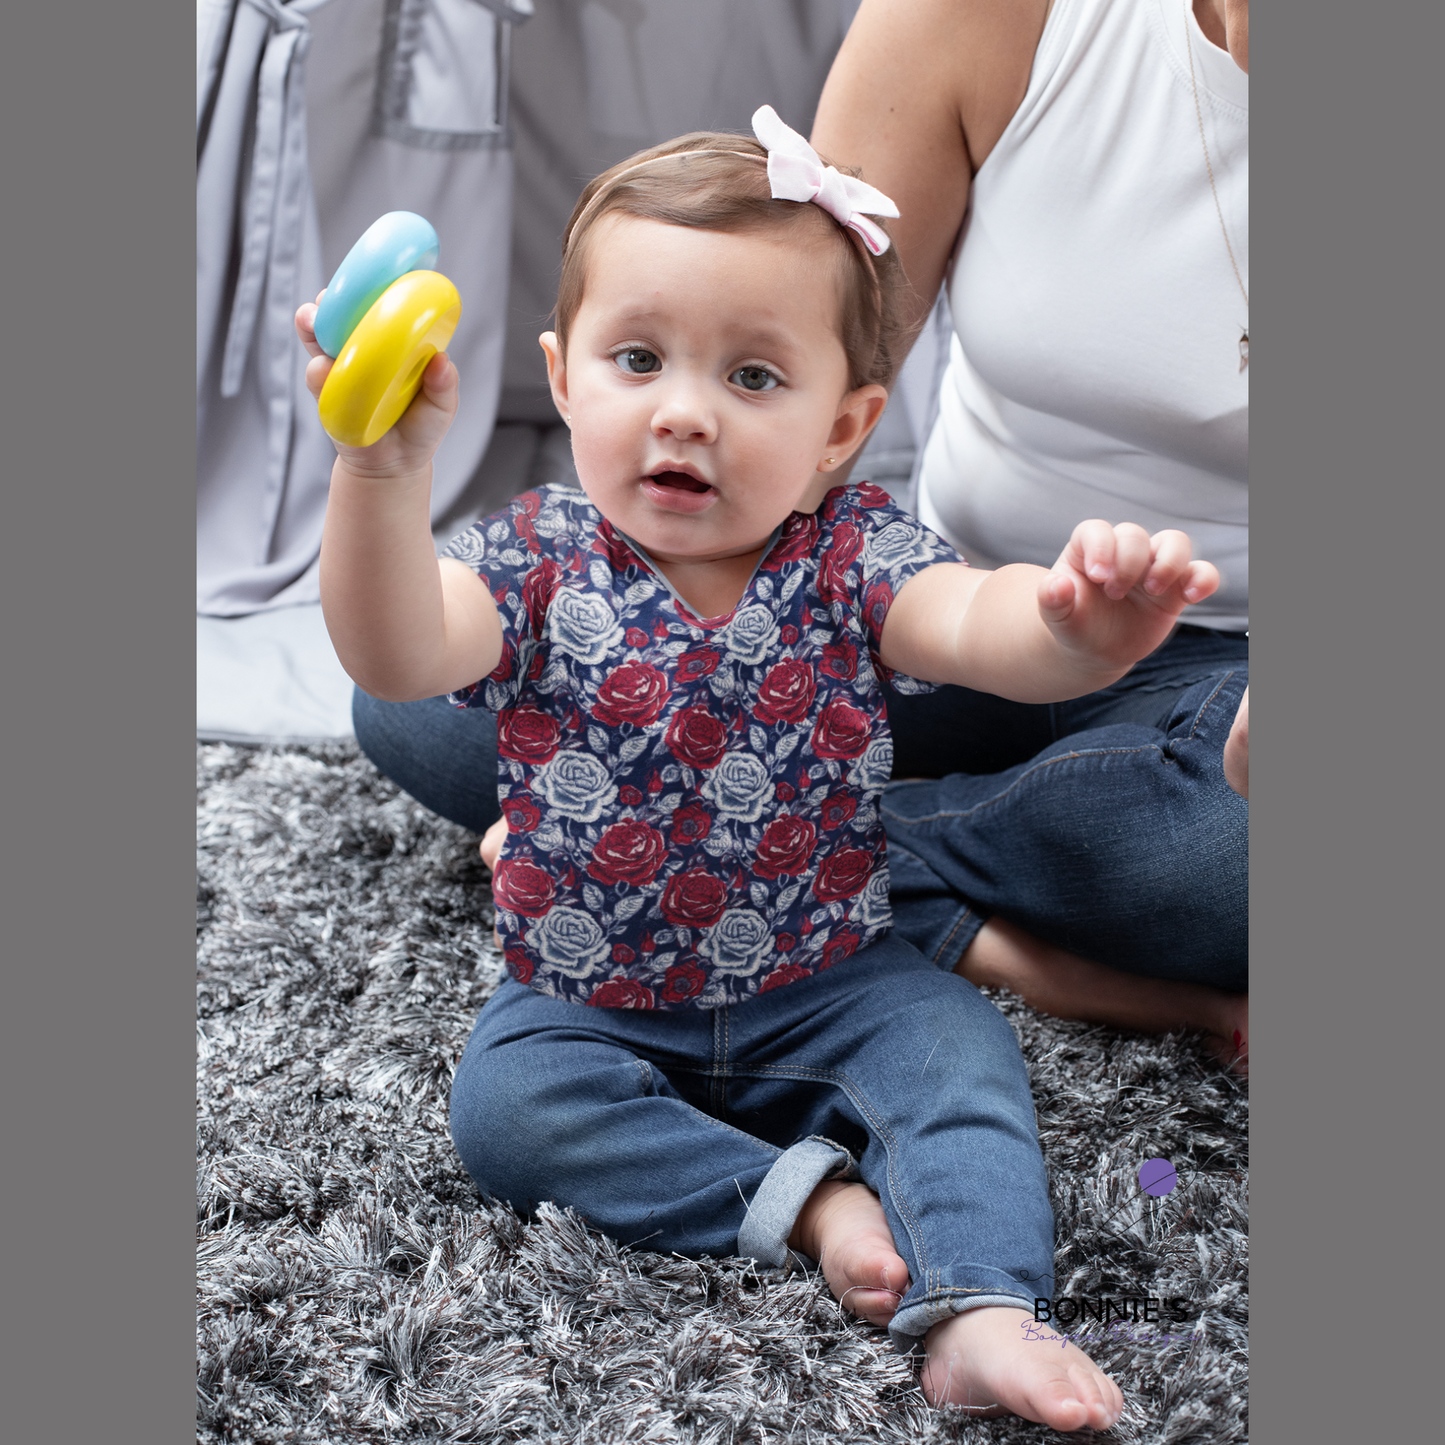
[649,470,712,494]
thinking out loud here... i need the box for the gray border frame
[4,0,1436,1436]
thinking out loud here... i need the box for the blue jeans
[353,625,1247,991]
[449,934,1055,1350]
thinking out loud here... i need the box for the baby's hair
[556,132,911,391]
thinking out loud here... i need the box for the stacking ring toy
[314,213,462,448]
[313,212,439,358]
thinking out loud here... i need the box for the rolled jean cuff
[889,1281,1043,1354]
[736,1136,859,1268]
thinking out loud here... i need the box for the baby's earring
[822,456,836,469]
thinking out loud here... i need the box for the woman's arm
[811,0,1048,333]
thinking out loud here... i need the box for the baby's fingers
[1061,519,1121,585]
[1181,559,1220,605]
[304,350,335,400]
[295,291,329,359]
[1142,530,1195,596]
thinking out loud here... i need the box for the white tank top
[917,0,1248,629]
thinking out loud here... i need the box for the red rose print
[659,869,728,928]
[862,578,894,639]
[822,931,862,969]
[812,848,873,902]
[501,794,541,832]
[592,522,637,573]
[661,961,706,1002]
[777,934,796,952]
[820,642,857,681]
[670,802,713,845]
[492,859,557,917]
[619,785,644,805]
[594,661,670,726]
[775,782,795,802]
[504,946,534,985]
[654,619,670,639]
[612,944,636,964]
[521,557,562,635]
[588,978,656,1009]
[647,770,664,794]
[487,635,515,683]
[761,512,817,570]
[587,820,668,887]
[665,707,728,770]
[676,648,720,683]
[819,794,858,830]
[810,697,871,760]
[528,651,546,681]
[759,961,810,992]
[753,816,818,879]
[854,482,890,508]
[820,521,864,599]
[497,707,562,764]
[779,624,799,645]
[514,491,541,550]
[625,627,649,648]
[753,658,816,726]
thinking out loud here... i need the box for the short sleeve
[836,483,965,694]
[439,488,572,711]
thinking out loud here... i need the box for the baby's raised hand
[1038,521,1220,672]
[295,294,458,479]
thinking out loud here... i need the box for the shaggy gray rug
[197,743,1248,1444]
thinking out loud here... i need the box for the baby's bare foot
[921,1305,1123,1430]
[789,1180,910,1326]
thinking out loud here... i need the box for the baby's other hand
[293,292,459,480]
[1040,521,1221,672]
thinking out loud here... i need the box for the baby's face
[541,216,883,568]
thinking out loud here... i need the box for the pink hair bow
[751,105,899,256]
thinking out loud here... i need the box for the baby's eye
[614,348,661,375]
[730,366,779,392]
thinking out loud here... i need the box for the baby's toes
[836,1284,902,1326]
[1063,1361,1123,1430]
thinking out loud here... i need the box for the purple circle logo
[1138,1158,1178,1197]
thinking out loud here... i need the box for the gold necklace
[1185,0,1249,371]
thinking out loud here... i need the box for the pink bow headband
[750,106,899,256]
[566,107,900,257]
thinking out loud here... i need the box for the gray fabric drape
[197,0,528,616]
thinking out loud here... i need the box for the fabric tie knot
[751,105,899,256]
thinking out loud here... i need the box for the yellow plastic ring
[317,270,462,448]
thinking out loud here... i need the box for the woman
[810,0,1249,1061]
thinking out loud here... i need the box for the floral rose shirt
[443,482,963,1010]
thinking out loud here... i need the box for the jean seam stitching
[1183,669,1239,744]
[932,909,973,968]
[881,745,1165,825]
[738,1063,928,1276]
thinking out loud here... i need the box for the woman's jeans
[354,625,1248,992]
[450,935,1055,1351]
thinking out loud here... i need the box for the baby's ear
[539,332,570,423]
[828,383,889,459]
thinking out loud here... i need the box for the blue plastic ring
[313,211,441,359]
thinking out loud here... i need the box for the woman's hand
[1039,522,1220,673]
[296,294,458,481]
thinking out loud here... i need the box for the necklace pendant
[1239,329,1249,372]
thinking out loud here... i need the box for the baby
[300,109,1220,1430]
